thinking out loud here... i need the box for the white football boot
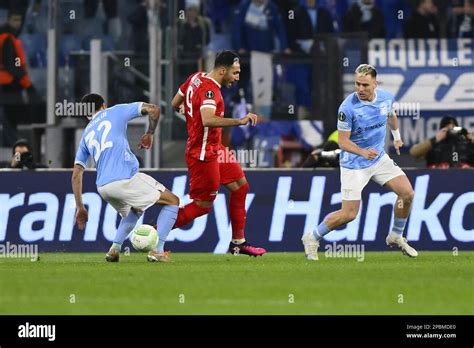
[302,233,319,261]
[386,233,418,257]
[147,250,171,262]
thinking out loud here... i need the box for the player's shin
[387,195,417,257]
[111,210,142,252]
[391,195,412,236]
[155,205,179,253]
[229,182,248,243]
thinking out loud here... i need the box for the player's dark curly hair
[80,93,105,118]
[214,50,240,69]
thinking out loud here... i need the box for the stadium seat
[59,34,81,66]
[19,33,47,68]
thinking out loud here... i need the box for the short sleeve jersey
[74,102,143,187]
[337,88,395,169]
[178,72,225,161]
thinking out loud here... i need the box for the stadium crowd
[0,0,473,168]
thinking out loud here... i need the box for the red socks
[173,201,212,229]
[229,182,249,240]
[173,183,249,237]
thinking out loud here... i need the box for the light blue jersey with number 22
[74,102,144,187]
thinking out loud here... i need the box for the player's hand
[362,148,378,160]
[240,113,258,126]
[139,133,154,150]
[75,206,88,231]
[394,139,404,155]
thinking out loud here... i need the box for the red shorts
[186,148,244,201]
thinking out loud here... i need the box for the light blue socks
[391,216,408,235]
[112,210,141,251]
[313,221,331,241]
[156,205,179,253]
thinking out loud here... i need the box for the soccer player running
[302,64,417,260]
[72,93,180,263]
[170,50,266,256]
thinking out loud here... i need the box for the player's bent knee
[345,213,357,223]
[169,193,180,206]
[234,181,249,194]
[401,190,414,202]
[194,200,213,214]
[131,208,144,217]
[237,177,248,187]
[157,189,180,206]
[195,199,214,208]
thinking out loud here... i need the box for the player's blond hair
[355,64,377,78]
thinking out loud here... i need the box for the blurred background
[0,0,473,170]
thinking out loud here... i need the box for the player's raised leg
[173,200,213,229]
[148,189,180,262]
[302,200,360,260]
[172,156,217,229]
[383,175,417,257]
[224,177,266,256]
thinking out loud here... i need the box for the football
[130,224,158,252]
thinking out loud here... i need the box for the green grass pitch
[0,251,472,315]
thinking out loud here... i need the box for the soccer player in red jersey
[171,50,266,256]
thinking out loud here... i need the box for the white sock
[232,239,245,245]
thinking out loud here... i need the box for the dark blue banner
[0,169,473,252]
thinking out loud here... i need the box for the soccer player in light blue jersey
[302,64,418,260]
[71,93,180,263]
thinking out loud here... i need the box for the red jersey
[178,72,225,161]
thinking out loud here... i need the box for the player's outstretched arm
[139,103,161,149]
[71,164,88,230]
[201,108,257,128]
[388,109,403,155]
[339,130,378,160]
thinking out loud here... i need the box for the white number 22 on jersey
[84,120,113,162]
